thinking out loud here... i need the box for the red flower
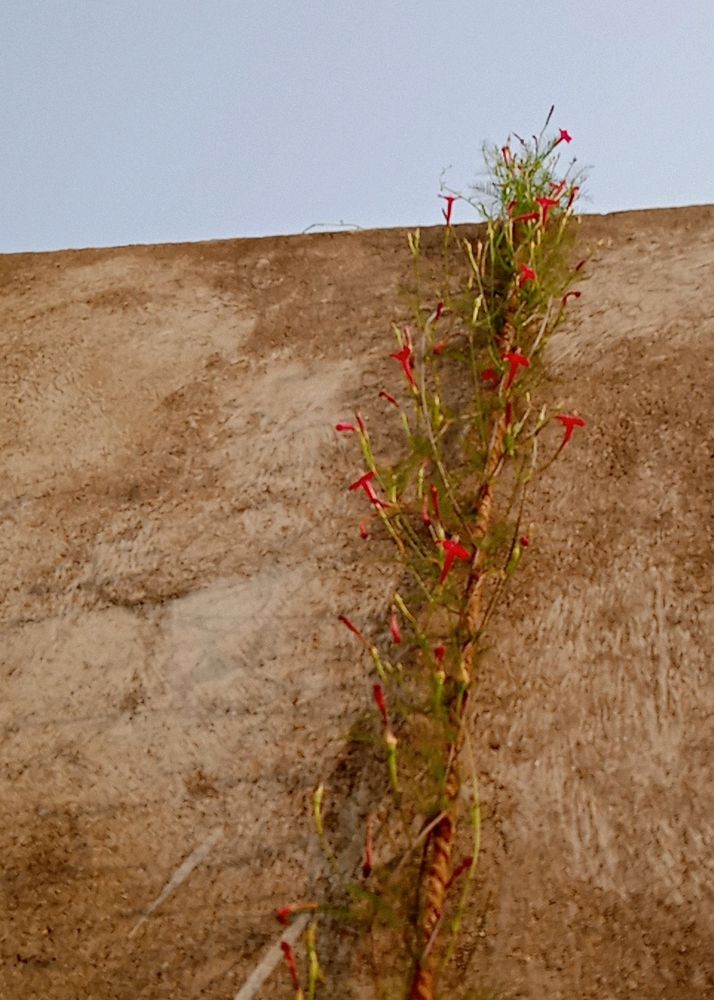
[480,368,500,388]
[349,470,390,508]
[550,180,567,197]
[536,196,559,224]
[359,521,369,540]
[434,644,446,664]
[557,128,572,144]
[276,905,294,926]
[574,258,587,272]
[379,389,399,407]
[502,350,530,390]
[439,193,459,226]
[566,185,580,210]
[519,535,530,548]
[276,902,317,925]
[501,145,511,165]
[338,614,369,645]
[335,422,356,433]
[506,199,518,215]
[280,942,301,991]
[373,683,388,725]
[433,301,445,322]
[355,411,366,433]
[513,211,540,223]
[517,264,537,287]
[562,290,582,306]
[437,538,471,583]
[555,413,586,447]
[390,608,401,644]
[390,343,415,388]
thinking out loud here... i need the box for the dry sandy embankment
[1,207,712,999]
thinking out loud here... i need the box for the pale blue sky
[1,0,711,252]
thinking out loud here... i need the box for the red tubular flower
[379,389,399,407]
[556,128,572,144]
[349,470,375,492]
[536,196,559,224]
[434,644,446,664]
[555,413,586,447]
[280,942,301,991]
[567,185,580,210]
[359,521,369,540]
[517,264,537,287]
[562,290,582,306]
[480,368,500,388]
[550,180,567,197]
[276,902,317,925]
[502,350,530,390]
[335,422,356,433]
[373,683,388,725]
[439,193,459,226]
[574,258,587,272]
[338,614,369,645]
[355,411,366,433]
[501,145,511,165]
[389,343,415,388]
[437,538,471,583]
[390,608,401,644]
[513,211,540,223]
[433,301,445,322]
[506,199,518,215]
[348,470,389,508]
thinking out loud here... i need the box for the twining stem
[407,305,516,1000]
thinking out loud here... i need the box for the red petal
[379,389,399,407]
[338,614,368,645]
[390,609,401,644]
[349,471,375,491]
[373,683,388,724]
[280,942,300,991]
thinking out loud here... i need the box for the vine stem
[407,303,517,1000]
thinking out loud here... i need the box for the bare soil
[1,207,712,999]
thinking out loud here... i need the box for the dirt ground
[1,206,712,999]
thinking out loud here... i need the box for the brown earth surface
[1,207,713,1000]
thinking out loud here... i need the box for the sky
[1,0,712,253]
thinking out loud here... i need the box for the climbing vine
[278,109,588,1000]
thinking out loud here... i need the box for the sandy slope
[1,207,712,999]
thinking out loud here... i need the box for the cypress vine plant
[278,110,589,1000]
